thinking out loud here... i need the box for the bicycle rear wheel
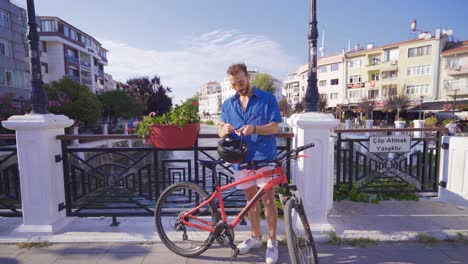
[155,182,217,257]
[284,198,319,264]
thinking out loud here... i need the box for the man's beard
[237,85,250,96]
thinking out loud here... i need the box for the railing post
[2,114,74,232]
[287,112,339,230]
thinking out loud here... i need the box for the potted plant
[135,102,200,149]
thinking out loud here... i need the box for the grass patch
[416,234,438,245]
[328,230,343,245]
[347,237,378,247]
[446,233,468,244]
[17,241,51,249]
[327,230,378,247]
[334,182,419,203]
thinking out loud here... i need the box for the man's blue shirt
[220,87,282,169]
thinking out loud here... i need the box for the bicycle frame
[179,165,288,233]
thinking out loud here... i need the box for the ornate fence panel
[0,135,21,217]
[58,133,293,217]
[335,128,443,193]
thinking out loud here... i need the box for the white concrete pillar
[102,123,108,135]
[2,114,74,233]
[344,119,352,129]
[394,120,405,135]
[71,126,79,146]
[365,119,374,136]
[124,123,132,147]
[413,120,425,138]
[287,112,339,231]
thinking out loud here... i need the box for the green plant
[334,181,419,203]
[425,116,437,126]
[446,232,468,244]
[136,101,200,138]
[416,233,438,245]
[328,230,342,245]
[17,241,51,249]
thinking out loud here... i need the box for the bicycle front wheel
[155,182,217,257]
[284,198,319,264]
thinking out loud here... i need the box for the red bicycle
[154,143,318,264]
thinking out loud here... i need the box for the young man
[218,63,282,264]
[445,118,459,136]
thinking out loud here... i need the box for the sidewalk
[1,199,468,244]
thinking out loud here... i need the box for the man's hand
[236,125,255,136]
[218,122,236,137]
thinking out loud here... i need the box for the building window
[41,20,55,32]
[368,89,379,99]
[349,58,362,68]
[382,85,397,96]
[408,45,431,57]
[446,58,460,70]
[5,70,12,86]
[370,73,380,81]
[70,29,78,41]
[383,48,399,62]
[0,67,5,85]
[330,93,339,100]
[407,65,431,76]
[41,62,49,74]
[405,84,430,95]
[330,63,339,71]
[349,90,361,98]
[41,41,47,53]
[0,38,12,56]
[319,65,328,73]
[370,55,380,65]
[331,79,339,85]
[63,25,70,37]
[319,80,327,86]
[0,9,10,29]
[349,75,362,83]
[67,49,77,58]
[381,70,398,79]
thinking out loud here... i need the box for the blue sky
[15,0,468,103]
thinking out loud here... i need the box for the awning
[407,99,468,112]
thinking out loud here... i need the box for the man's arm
[237,122,279,136]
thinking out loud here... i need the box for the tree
[251,73,275,93]
[278,98,292,117]
[124,76,172,115]
[318,94,328,112]
[98,90,144,123]
[45,77,102,126]
[383,93,411,120]
[357,97,376,119]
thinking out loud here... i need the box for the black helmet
[217,135,248,163]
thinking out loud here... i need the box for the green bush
[425,116,437,126]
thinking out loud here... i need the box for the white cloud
[102,30,300,103]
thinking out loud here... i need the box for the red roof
[441,40,468,56]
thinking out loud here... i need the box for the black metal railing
[0,134,21,217]
[57,133,293,217]
[334,128,443,193]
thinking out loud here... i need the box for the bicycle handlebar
[239,143,315,170]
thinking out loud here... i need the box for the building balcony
[65,55,79,64]
[80,60,91,68]
[447,65,468,76]
[67,75,80,83]
[81,78,92,85]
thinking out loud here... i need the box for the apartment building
[198,81,222,118]
[283,64,307,107]
[344,30,450,110]
[284,53,345,110]
[317,53,345,108]
[0,0,30,98]
[38,16,108,93]
[439,40,468,101]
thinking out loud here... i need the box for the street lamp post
[419,96,424,120]
[396,104,401,121]
[452,88,459,119]
[304,0,319,112]
[26,0,48,114]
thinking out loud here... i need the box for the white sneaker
[265,239,279,264]
[237,236,263,254]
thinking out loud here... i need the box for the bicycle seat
[198,159,225,168]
